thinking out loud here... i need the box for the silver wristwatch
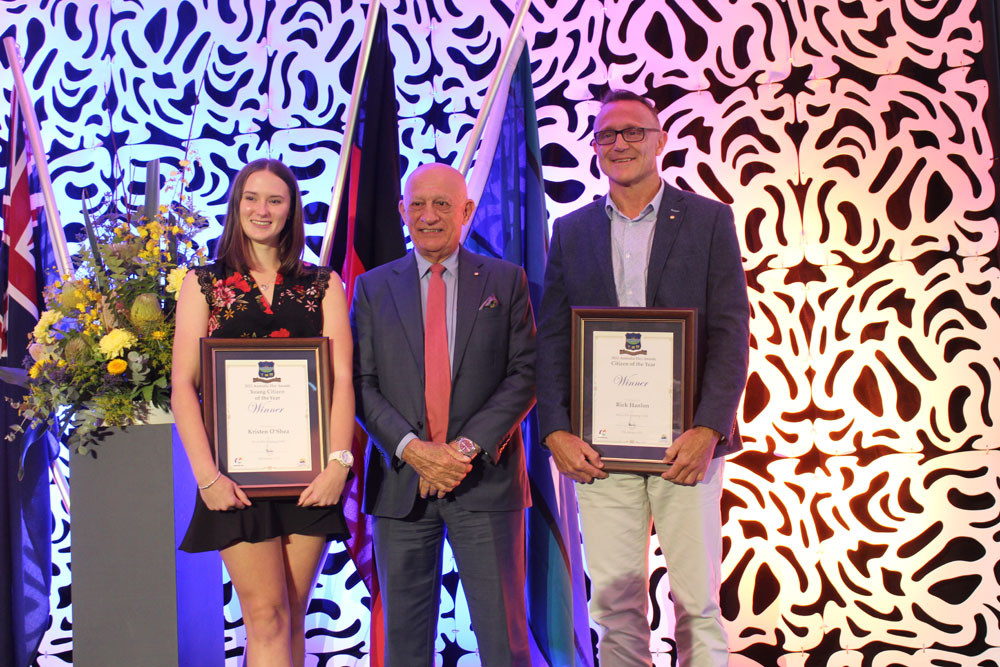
[455,436,481,458]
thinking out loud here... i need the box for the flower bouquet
[9,161,208,454]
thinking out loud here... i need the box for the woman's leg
[281,533,330,667]
[221,538,294,667]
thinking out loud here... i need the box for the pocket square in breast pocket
[479,294,499,310]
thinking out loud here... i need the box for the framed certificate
[200,337,331,497]
[571,308,696,473]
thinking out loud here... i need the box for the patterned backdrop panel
[0,0,997,666]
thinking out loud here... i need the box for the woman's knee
[243,600,291,641]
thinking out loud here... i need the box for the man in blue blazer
[537,90,750,666]
[351,163,535,666]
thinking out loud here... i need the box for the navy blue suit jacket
[536,184,750,456]
[351,246,535,518]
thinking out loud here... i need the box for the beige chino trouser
[576,457,729,667]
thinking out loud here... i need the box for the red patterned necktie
[424,263,451,443]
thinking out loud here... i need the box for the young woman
[171,158,355,667]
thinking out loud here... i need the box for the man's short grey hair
[599,89,659,119]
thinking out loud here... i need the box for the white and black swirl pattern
[0,1,996,665]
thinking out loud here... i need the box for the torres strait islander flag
[465,40,595,667]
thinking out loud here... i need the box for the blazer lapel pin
[479,294,499,310]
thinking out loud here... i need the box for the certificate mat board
[571,308,696,473]
[200,337,332,497]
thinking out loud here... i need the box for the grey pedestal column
[70,423,224,667]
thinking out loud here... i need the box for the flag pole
[457,0,534,177]
[3,36,73,513]
[3,37,72,277]
[319,0,384,268]
[463,36,524,205]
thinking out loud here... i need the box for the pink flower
[212,285,236,308]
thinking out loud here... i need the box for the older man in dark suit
[351,163,535,666]
[537,90,750,666]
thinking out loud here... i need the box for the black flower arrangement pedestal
[69,418,224,666]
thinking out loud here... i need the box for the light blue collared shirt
[606,180,665,306]
[396,249,460,458]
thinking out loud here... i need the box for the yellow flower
[32,310,61,344]
[165,267,188,294]
[58,281,89,311]
[179,159,190,167]
[28,362,42,379]
[107,358,128,375]
[185,216,194,223]
[98,329,137,358]
[152,330,165,340]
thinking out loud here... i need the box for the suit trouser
[576,457,728,667]
[373,498,531,667]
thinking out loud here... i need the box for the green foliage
[8,165,209,455]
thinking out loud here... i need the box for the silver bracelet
[199,471,222,490]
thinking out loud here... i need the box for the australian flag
[0,85,54,667]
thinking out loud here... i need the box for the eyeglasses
[592,127,661,145]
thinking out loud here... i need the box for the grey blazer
[351,246,536,518]
[536,183,751,457]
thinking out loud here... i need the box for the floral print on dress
[286,279,323,312]
[205,273,252,334]
[195,263,330,339]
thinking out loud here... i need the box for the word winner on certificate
[591,331,674,447]
[224,359,312,472]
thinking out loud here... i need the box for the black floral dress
[179,262,348,553]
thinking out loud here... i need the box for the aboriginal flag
[328,6,406,664]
